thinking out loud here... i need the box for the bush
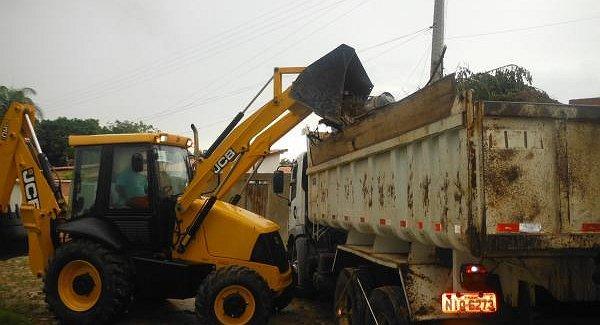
[456,64,560,103]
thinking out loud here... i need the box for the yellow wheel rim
[214,285,256,325]
[58,260,102,312]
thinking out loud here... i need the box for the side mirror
[131,153,144,173]
[272,170,284,194]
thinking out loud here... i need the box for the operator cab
[68,133,193,253]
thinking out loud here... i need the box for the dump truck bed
[307,76,600,256]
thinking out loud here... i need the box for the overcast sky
[2,0,599,159]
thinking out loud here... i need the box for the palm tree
[0,86,42,118]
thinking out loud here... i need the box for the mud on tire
[43,239,134,324]
[195,266,273,325]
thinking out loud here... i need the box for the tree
[456,64,560,103]
[36,118,104,166]
[102,120,156,134]
[35,118,157,166]
[279,158,294,166]
[0,86,41,117]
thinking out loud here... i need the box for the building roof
[69,133,191,148]
[569,97,600,105]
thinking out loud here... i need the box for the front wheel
[43,239,134,324]
[195,266,273,325]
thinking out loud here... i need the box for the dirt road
[0,257,333,324]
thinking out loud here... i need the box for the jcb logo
[1,124,8,140]
[214,148,237,173]
[22,168,40,208]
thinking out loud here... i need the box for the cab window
[71,146,102,218]
[109,146,149,210]
[156,146,190,198]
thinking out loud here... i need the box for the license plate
[441,292,497,314]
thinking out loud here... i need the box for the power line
[141,83,259,120]
[364,29,431,63]
[44,0,338,112]
[43,0,310,107]
[172,0,359,108]
[401,40,431,95]
[448,15,600,40]
[140,0,362,122]
[357,25,432,53]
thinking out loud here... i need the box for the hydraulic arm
[0,102,65,275]
[174,44,373,253]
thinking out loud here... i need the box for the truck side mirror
[272,170,284,194]
[131,153,144,173]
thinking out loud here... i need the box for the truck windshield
[156,146,191,197]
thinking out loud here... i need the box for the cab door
[104,144,157,248]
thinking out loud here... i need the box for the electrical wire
[172,0,359,108]
[139,0,362,122]
[43,0,312,107]
[44,0,341,112]
[363,29,431,63]
[448,15,600,40]
[357,25,432,53]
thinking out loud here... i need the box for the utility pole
[430,0,445,82]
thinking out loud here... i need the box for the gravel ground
[0,257,333,324]
[2,256,598,324]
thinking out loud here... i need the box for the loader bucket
[291,44,373,127]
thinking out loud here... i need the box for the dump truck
[0,44,372,324]
[279,74,600,323]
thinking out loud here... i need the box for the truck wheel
[334,267,374,325]
[43,239,134,324]
[293,236,315,297]
[196,266,273,325]
[364,286,409,325]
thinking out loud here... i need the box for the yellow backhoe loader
[0,45,372,324]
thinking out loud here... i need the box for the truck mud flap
[291,44,373,128]
[0,212,28,260]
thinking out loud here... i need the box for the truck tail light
[464,264,487,274]
[460,263,488,290]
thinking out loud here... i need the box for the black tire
[364,286,409,325]
[333,267,374,325]
[195,266,273,325]
[273,278,294,312]
[293,236,315,297]
[273,267,296,312]
[44,239,134,324]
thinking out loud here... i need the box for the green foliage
[456,64,559,103]
[35,118,157,166]
[36,117,104,166]
[0,86,41,118]
[103,120,157,134]
[279,158,294,166]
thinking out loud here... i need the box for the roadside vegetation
[456,64,560,103]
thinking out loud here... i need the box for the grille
[251,231,289,273]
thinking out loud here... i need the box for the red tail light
[464,264,487,274]
[460,264,488,291]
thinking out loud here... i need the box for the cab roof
[68,133,191,148]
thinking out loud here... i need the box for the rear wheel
[44,239,133,324]
[333,267,373,325]
[292,236,315,297]
[363,286,409,325]
[195,266,272,325]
